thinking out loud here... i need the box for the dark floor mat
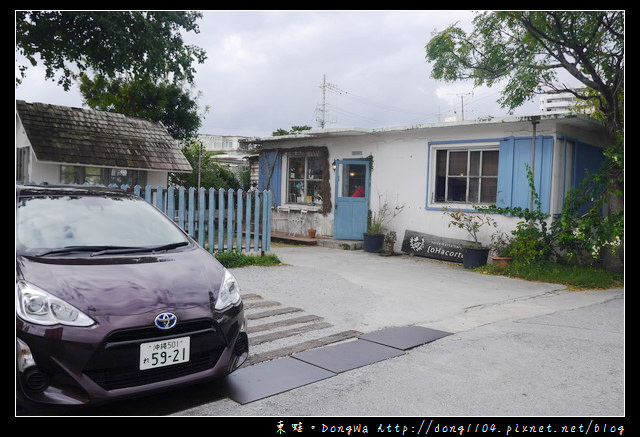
[223,325,453,404]
[359,325,452,350]
[292,339,405,373]
[221,356,335,404]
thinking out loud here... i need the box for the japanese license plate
[139,336,190,370]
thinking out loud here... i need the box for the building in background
[539,88,592,115]
[198,134,254,178]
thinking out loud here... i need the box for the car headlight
[16,281,95,327]
[215,269,241,311]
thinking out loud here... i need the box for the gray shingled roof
[16,100,193,172]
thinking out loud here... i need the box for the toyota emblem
[154,312,178,330]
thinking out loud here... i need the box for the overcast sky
[15,10,544,138]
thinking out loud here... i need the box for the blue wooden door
[334,160,369,240]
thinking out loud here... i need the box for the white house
[16,100,192,187]
[198,133,253,177]
[246,113,610,254]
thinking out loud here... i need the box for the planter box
[363,233,384,252]
[491,256,512,269]
[462,247,489,269]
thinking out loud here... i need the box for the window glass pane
[480,178,497,203]
[287,156,304,202]
[468,177,479,203]
[482,151,499,176]
[307,157,323,181]
[447,177,467,202]
[61,166,81,184]
[288,157,305,179]
[308,180,322,203]
[435,150,447,202]
[469,151,480,176]
[85,167,102,185]
[343,164,366,197]
[448,151,467,176]
[288,180,304,203]
[109,168,129,186]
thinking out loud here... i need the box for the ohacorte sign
[401,230,471,263]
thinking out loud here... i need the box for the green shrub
[214,250,281,268]
[507,222,550,263]
[477,260,623,290]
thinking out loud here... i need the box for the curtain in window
[258,150,282,206]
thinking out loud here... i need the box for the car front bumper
[16,304,248,409]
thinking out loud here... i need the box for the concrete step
[316,238,362,250]
[241,293,362,367]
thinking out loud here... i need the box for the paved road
[47,245,624,418]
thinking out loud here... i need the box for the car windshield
[16,193,189,255]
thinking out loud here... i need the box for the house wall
[147,171,170,187]
[29,161,60,184]
[262,117,607,251]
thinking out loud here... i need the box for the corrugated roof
[16,100,192,172]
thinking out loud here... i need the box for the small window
[286,152,323,205]
[431,144,499,206]
[60,166,146,187]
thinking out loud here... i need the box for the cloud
[16,10,541,138]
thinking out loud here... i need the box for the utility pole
[319,75,328,128]
[449,92,472,121]
[317,75,340,128]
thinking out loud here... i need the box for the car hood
[16,247,226,316]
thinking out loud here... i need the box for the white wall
[314,126,529,248]
[147,171,170,187]
[29,161,60,183]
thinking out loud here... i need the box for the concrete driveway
[175,245,624,417]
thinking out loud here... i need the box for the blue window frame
[428,140,501,210]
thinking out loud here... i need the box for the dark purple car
[16,184,248,410]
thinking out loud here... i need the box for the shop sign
[401,230,471,263]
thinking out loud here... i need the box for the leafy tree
[426,11,623,132]
[79,74,205,143]
[426,11,623,271]
[272,125,312,136]
[17,11,209,161]
[16,11,206,91]
[170,142,240,190]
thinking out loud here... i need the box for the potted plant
[307,229,317,239]
[382,230,397,256]
[363,194,404,253]
[490,231,513,269]
[443,208,497,268]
